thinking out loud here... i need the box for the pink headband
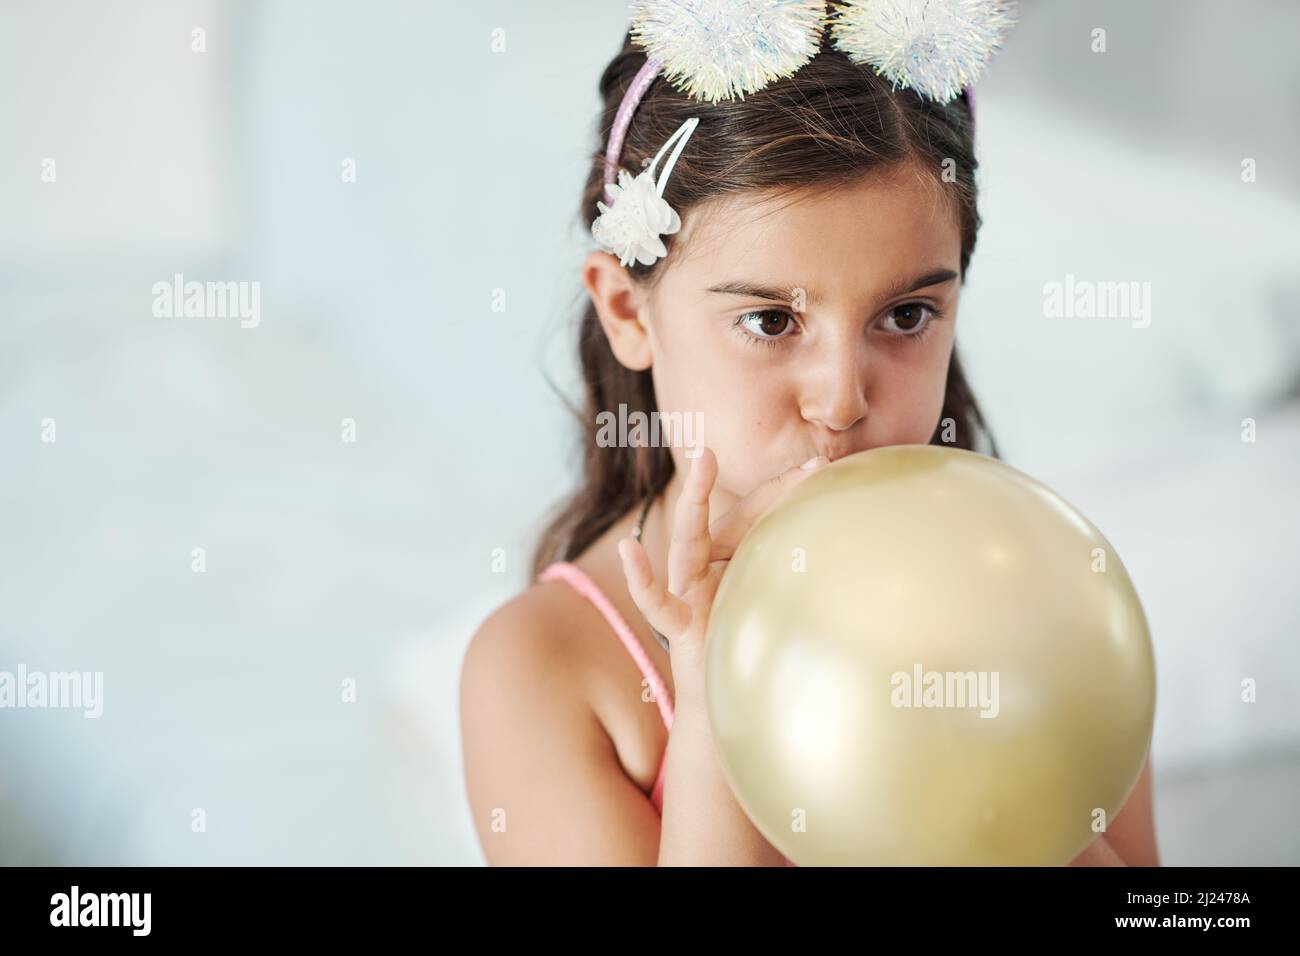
[603,57,664,201]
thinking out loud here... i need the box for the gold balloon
[706,445,1155,866]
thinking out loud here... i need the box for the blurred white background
[1,0,1297,865]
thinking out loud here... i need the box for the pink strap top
[539,560,798,868]
[539,560,674,811]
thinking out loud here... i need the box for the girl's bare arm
[460,592,666,865]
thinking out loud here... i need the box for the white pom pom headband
[592,0,1016,269]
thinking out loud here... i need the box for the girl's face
[589,161,964,505]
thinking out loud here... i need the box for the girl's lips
[820,446,861,463]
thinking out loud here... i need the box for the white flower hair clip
[591,0,1016,268]
[592,117,699,268]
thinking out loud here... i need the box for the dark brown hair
[532,30,999,578]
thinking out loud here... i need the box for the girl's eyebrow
[882,267,960,300]
[705,280,818,306]
[706,268,959,307]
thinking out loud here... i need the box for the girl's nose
[799,342,869,433]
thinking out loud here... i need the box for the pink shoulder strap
[537,561,790,857]
[538,561,674,732]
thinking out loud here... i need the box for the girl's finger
[618,535,691,638]
[667,446,717,596]
[708,454,829,562]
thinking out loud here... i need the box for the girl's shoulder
[461,571,594,698]
[460,546,630,719]
[458,571,610,797]
[464,512,644,690]
[460,529,674,813]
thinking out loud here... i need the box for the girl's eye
[735,309,798,345]
[880,302,936,336]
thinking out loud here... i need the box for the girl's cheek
[869,367,947,445]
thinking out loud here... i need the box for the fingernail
[801,455,827,470]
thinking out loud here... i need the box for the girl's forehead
[665,167,962,297]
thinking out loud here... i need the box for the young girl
[460,17,1158,867]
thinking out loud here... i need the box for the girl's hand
[616,446,829,714]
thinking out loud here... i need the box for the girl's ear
[582,250,654,371]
